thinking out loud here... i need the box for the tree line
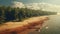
[0,6,57,24]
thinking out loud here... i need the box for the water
[30,15,60,34]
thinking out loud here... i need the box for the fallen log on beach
[0,16,49,34]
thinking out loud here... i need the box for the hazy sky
[16,0,60,5]
[0,0,60,6]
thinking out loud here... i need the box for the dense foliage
[0,6,57,24]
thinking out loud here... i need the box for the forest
[0,6,57,24]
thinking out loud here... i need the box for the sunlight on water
[45,27,48,29]
[57,13,60,15]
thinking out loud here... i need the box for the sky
[0,0,60,6]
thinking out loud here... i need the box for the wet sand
[0,16,48,34]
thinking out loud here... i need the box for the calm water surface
[30,15,60,34]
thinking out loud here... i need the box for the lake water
[30,15,60,34]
